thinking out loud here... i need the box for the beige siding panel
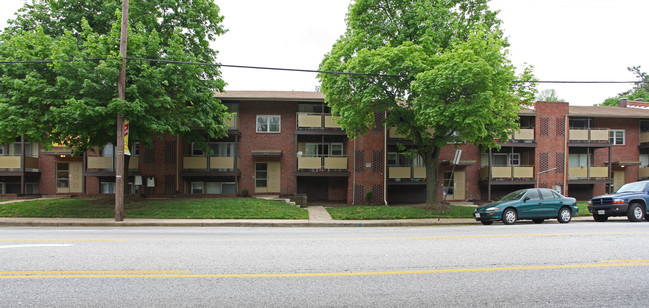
[413,167,426,179]
[480,167,489,178]
[0,157,20,169]
[590,129,609,141]
[128,157,139,170]
[513,166,534,178]
[324,157,347,170]
[210,157,234,169]
[569,167,588,178]
[298,157,322,169]
[569,130,588,141]
[324,116,341,128]
[389,127,405,139]
[590,167,608,178]
[491,167,512,178]
[389,167,411,179]
[640,167,649,178]
[268,162,281,193]
[87,157,113,169]
[183,157,207,170]
[298,114,322,128]
[641,132,649,144]
[514,129,535,140]
[25,157,40,169]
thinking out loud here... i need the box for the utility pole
[115,0,129,221]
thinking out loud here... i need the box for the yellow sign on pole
[124,120,131,156]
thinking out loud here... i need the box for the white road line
[0,244,74,249]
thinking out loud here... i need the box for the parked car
[588,180,649,222]
[474,188,578,225]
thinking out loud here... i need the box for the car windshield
[616,182,649,193]
[499,190,527,201]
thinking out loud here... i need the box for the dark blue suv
[588,180,649,222]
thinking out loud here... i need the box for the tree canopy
[319,0,535,204]
[600,66,649,106]
[536,89,564,102]
[0,0,228,153]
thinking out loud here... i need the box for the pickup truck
[588,180,649,222]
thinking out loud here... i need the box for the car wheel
[627,203,644,222]
[480,221,494,225]
[593,214,608,222]
[502,208,517,225]
[532,219,544,224]
[557,207,572,223]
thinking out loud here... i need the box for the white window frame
[510,153,521,166]
[609,129,625,145]
[191,182,204,194]
[256,115,281,133]
[191,143,204,156]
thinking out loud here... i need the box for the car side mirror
[523,196,530,202]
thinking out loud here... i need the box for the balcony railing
[641,132,649,144]
[480,166,534,179]
[569,129,609,143]
[640,167,649,178]
[388,166,426,181]
[296,113,341,130]
[507,129,535,142]
[568,166,608,179]
[182,156,235,171]
[0,156,39,171]
[298,156,348,171]
[87,156,139,171]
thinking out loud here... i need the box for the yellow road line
[2,261,649,279]
[2,231,649,243]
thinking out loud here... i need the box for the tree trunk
[424,147,441,205]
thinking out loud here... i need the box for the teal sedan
[474,188,578,225]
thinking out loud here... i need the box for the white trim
[609,129,625,145]
[256,115,281,133]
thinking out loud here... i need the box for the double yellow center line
[2,260,648,279]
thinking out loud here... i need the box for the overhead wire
[0,57,646,84]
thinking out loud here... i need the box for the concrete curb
[0,216,596,227]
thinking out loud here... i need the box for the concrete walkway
[307,206,333,221]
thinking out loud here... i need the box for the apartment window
[331,143,343,156]
[493,154,508,167]
[256,115,281,133]
[191,143,204,156]
[191,182,204,194]
[100,182,115,194]
[640,154,649,168]
[203,182,236,194]
[208,143,235,157]
[510,153,521,166]
[132,142,140,156]
[569,117,592,129]
[305,143,329,157]
[569,153,591,167]
[609,130,625,145]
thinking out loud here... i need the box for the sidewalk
[0,205,594,227]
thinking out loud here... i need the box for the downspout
[383,111,388,205]
[564,114,568,194]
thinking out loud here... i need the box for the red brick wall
[534,102,569,193]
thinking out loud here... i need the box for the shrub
[241,189,250,197]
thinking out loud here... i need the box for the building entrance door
[255,162,280,193]
[56,162,82,194]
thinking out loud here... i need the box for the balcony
[640,167,649,178]
[388,166,426,182]
[297,156,348,172]
[480,166,534,179]
[182,156,236,171]
[86,156,139,171]
[569,129,609,143]
[226,114,239,130]
[507,129,535,143]
[641,132,649,144]
[568,166,608,179]
[296,113,341,130]
[0,156,39,171]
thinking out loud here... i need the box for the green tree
[536,89,564,102]
[600,66,649,106]
[319,0,535,204]
[0,0,228,154]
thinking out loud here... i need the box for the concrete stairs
[254,195,299,207]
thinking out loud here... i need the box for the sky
[0,0,647,106]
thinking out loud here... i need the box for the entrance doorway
[56,162,82,194]
[255,162,280,193]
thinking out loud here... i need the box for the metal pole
[115,0,129,222]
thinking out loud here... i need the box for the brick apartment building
[2,91,649,203]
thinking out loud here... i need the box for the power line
[0,57,647,84]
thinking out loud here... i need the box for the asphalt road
[2,222,649,307]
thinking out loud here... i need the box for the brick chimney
[619,98,628,107]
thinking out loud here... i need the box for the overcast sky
[1,0,647,106]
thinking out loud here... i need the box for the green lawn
[576,201,590,216]
[0,198,308,219]
[327,204,476,220]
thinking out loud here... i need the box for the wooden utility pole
[115,0,129,221]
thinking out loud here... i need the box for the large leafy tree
[600,66,649,106]
[0,0,228,154]
[319,0,535,204]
